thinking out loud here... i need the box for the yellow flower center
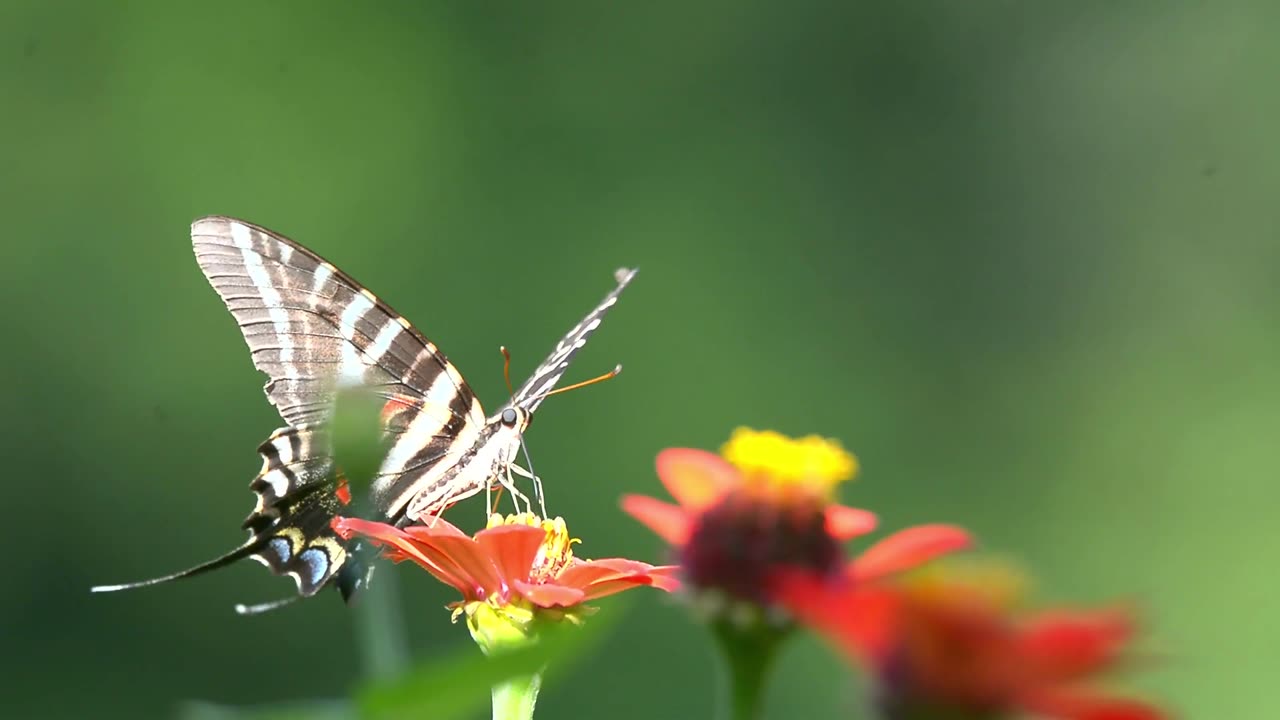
[486,512,579,582]
[719,427,858,498]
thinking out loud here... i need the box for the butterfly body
[92,216,635,606]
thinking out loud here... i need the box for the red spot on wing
[381,394,420,425]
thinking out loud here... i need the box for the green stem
[355,564,410,680]
[491,671,543,720]
[710,619,790,720]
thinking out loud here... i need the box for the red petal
[474,525,545,587]
[556,559,682,599]
[512,580,586,608]
[1016,607,1134,682]
[825,505,878,540]
[401,517,470,539]
[655,448,739,512]
[579,575,664,600]
[772,570,903,666]
[421,535,505,599]
[619,495,692,546]
[645,566,682,592]
[850,524,974,582]
[333,517,478,595]
[1020,687,1167,720]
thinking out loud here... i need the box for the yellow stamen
[720,427,858,498]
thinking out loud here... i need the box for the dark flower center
[679,489,843,605]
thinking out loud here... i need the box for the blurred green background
[3,2,1276,717]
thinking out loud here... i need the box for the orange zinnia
[333,513,679,645]
[779,561,1167,720]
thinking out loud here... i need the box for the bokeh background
[3,2,1277,717]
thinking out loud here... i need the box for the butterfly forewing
[509,268,637,414]
[191,216,484,429]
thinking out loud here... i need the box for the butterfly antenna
[235,595,300,616]
[531,364,623,404]
[500,346,515,397]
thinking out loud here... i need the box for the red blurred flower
[334,513,679,643]
[621,429,972,612]
[778,562,1167,720]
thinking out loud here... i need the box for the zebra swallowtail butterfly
[92,216,635,606]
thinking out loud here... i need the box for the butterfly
[93,216,635,608]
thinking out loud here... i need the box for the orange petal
[412,535,504,600]
[580,575,666,600]
[646,566,683,592]
[512,580,586,608]
[401,517,470,540]
[850,524,974,582]
[825,505,878,540]
[334,517,477,595]
[475,525,545,588]
[655,448,739,512]
[619,494,692,546]
[558,558,651,586]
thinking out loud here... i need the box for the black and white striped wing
[509,268,637,414]
[192,216,485,432]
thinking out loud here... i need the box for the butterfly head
[498,406,532,432]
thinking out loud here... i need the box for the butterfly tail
[90,538,268,594]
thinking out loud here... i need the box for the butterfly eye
[501,408,519,426]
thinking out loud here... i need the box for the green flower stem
[469,604,547,720]
[709,619,790,720]
[490,671,543,720]
[355,565,409,680]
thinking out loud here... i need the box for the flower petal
[556,559,682,599]
[824,505,878,540]
[655,448,739,511]
[849,524,974,582]
[1015,606,1134,682]
[772,569,902,666]
[420,535,506,600]
[333,517,479,595]
[401,517,471,539]
[474,525,546,588]
[619,494,692,546]
[580,575,665,600]
[1020,687,1167,720]
[512,579,586,608]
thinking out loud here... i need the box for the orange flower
[778,561,1166,720]
[621,429,972,611]
[333,513,678,647]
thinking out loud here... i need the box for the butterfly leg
[509,462,546,518]
[496,465,533,515]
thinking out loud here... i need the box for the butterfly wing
[192,216,482,428]
[193,217,490,512]
[93,217,488,603]
[509,267,637,414]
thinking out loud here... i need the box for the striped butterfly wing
[192,216,483,430]
[192,217,488,509]
[509,267,637,414]
[93,218,488,604]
